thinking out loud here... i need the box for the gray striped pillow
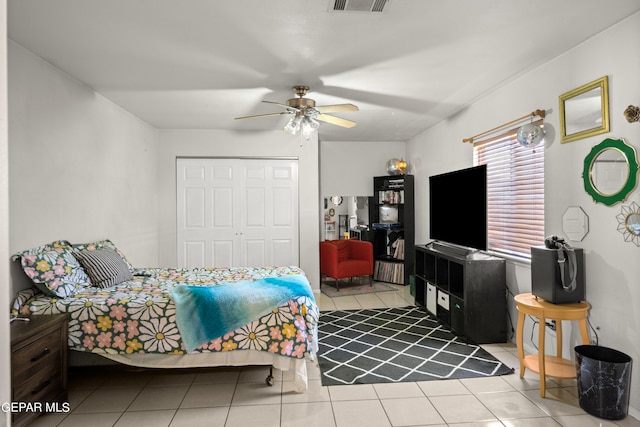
[75,248,133,288]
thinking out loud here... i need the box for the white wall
[407,12,640,416]
[320,140,406,196]
[157,129,321,290]
[0,2,10,426]
[8,41,159,295]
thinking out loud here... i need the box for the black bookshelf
[371,174,415,285]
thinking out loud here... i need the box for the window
[473,123,544,259]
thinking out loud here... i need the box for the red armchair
[320,239,374,291]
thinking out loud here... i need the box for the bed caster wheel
[265,375,274,386]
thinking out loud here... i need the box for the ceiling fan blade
[235,111,293,120]
[316,114,357,128]
[262,100,298,110]
[314,103,359,113]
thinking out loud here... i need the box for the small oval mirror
[330,196,343,206]
[590,148,629,196]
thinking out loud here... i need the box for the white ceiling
[8,0,640,141]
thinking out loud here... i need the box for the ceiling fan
[235,86,359,135]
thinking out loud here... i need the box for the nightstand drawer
[12,327,62,382]
[13,365,62,402]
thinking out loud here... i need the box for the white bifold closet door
[177,158,299,268]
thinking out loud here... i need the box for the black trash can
[575,345,632,420]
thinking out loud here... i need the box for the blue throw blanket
[171,274,314,352]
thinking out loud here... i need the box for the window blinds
[473,121,544,259]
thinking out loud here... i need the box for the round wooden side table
[514,292,590,397]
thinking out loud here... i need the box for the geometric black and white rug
[318,306,513,386]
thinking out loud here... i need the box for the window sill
[486,250,531,266]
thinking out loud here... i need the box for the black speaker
[531,246,585,303]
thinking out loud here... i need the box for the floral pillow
[72,239,134,273]
[12,240,91,298]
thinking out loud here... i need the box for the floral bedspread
[12,266,318,360]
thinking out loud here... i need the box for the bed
[11,240,319,392]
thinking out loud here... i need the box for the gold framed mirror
[559,76,609,143]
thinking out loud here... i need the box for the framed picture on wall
[559,76,610,143]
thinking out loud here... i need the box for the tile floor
[28,283,640,427]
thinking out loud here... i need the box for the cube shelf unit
[371,174,414,286]
[414,243,507,343]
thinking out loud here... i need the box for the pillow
[11,287,39,316]
[74,248,133,288]
[73,239,134,273]
[12,240,91,297]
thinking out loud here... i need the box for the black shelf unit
[414,243,507,344]
[371,174,414,285]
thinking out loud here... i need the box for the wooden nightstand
[10,314,68,427]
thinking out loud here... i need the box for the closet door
[241,159,299,267]
[177,158,240,267]
[177,158,299,268]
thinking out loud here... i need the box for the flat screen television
[429,164,487,251]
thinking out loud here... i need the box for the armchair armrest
[320,241,339,277]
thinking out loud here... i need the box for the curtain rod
[462,109,546,144]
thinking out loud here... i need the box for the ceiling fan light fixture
[284,114,303,135]
[302,116,320,135]
[284,112,320,136]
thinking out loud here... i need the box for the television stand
[414,244,506,343]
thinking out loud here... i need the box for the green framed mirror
[583,138,639,206]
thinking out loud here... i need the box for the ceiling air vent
[331,0,390,13]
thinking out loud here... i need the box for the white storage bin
[437,290,450,310]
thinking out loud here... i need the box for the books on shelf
[374,238,405,284]
[377,189,404,204]
[393,239,405,260]
[374,260,404,284]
